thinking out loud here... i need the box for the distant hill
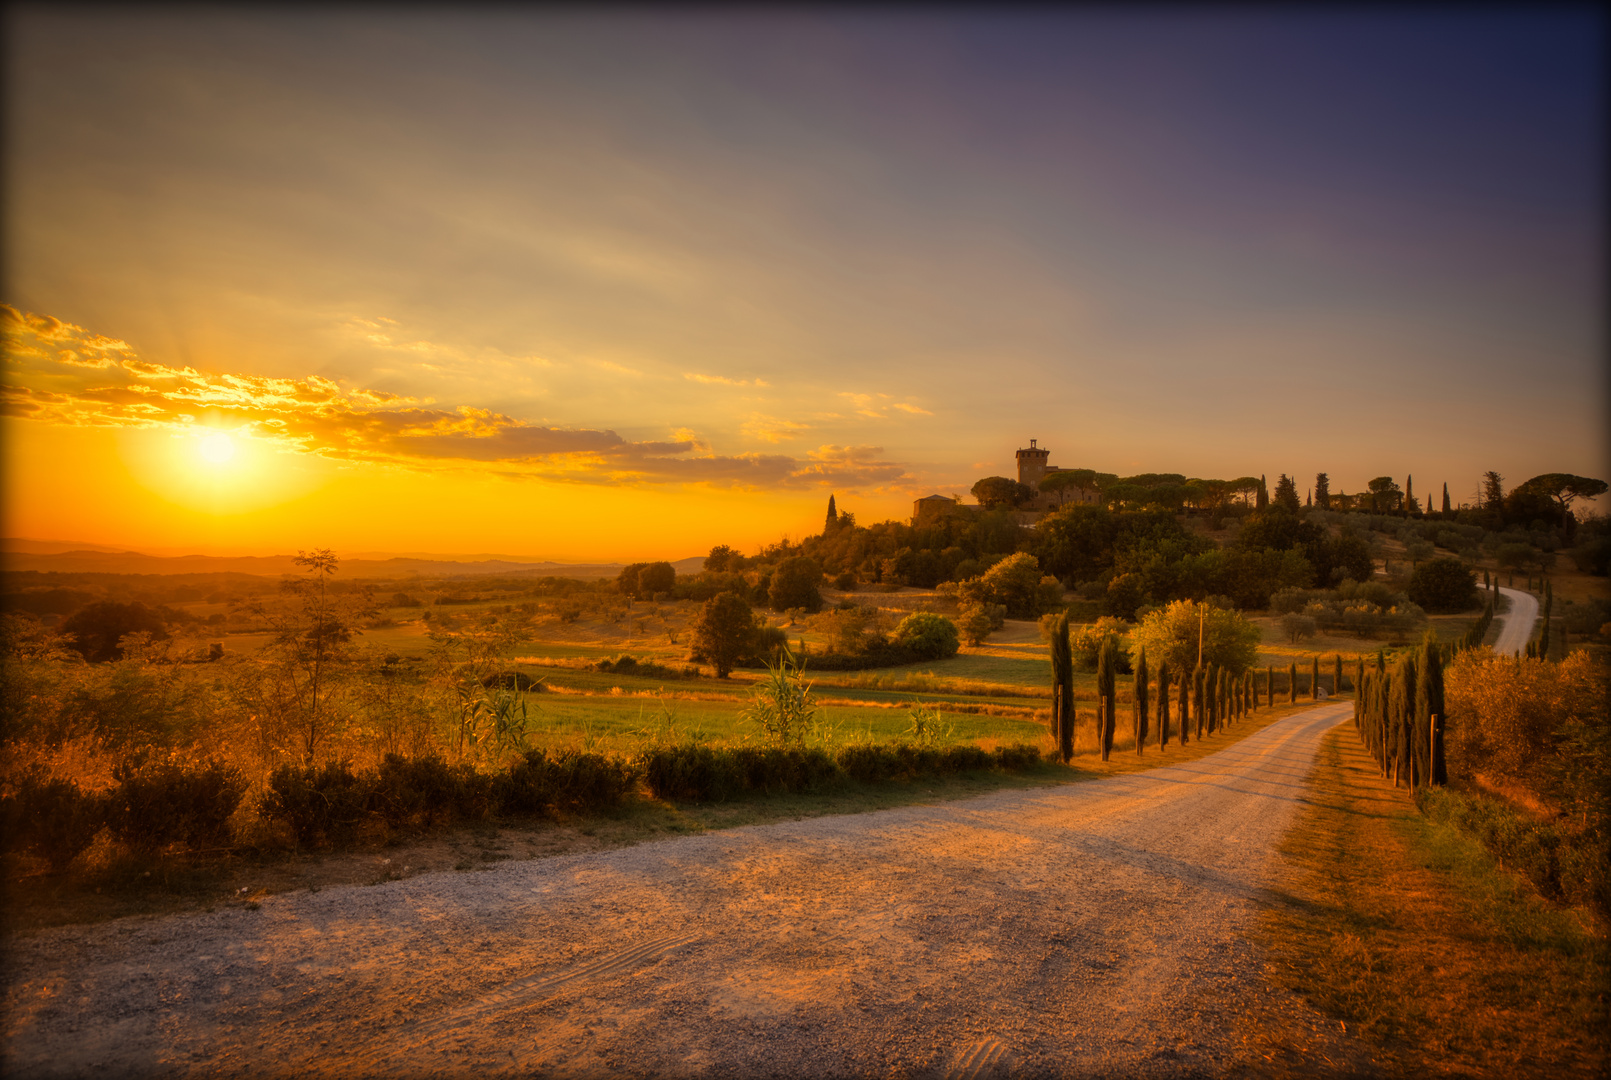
[0,541,705,580]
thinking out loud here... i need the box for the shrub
[641,744,746,803]
[768,557,824,613]
[1406,557,1478,613]
[0,769,107,871]
[108,756,247,854]
[893,612,960,660]
[261,760,368,847]
[369,754,487,827]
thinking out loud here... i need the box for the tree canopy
[971,476,1034,510]
[1129,600,1260,675]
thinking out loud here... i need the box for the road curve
[5,704,1358,1079]
[1492,586,1540,657]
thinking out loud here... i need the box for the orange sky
[3,13,1605,561]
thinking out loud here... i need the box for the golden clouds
[683,372,769,388]
[2,305,911,491]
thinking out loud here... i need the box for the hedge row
[3,740,1047,866]
[261,750,639,846]
[1417,786,1609,922]
[1,757,247,871]
[641,741,1044,803]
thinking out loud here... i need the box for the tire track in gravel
[4,703,1369,1079]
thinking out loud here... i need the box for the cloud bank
[2,305,910,491]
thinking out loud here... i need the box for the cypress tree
[1419,636,1447,785]
[1267,664,1275,707]
[1333,653,1344,695]
[825,494,838,533]
[1311,655,1320,700]
[1177,665,1190,745]
[1135,647,1150,753]
[1393,654,1418,787]
[1256,475,1269,510]
[1097,635,1117,760]
[1049,612,1074,764]
[1405,475,1415,513]
[1441,482,1451,514]
[1288,661,1298,704]
[1193,665,1206,739]
[1156,659,1171,750]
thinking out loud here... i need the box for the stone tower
[1016,439,1051,488]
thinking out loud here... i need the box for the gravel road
[1491,586,1539,657]
[5,704,1359,1079]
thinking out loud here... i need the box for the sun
[198,432,237,464]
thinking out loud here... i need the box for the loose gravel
[5,703,1364,1078]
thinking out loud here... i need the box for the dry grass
[1253,729,1608,1078]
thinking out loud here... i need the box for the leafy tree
[961,552,1058,620]
[704,545,740,573]
[1314,473,1331,510]
[768,556,824,613]
[1509,473,1608,518]
[894,612,960,660]
[1273,474,1300,512]
[958,602,1006,646]
[1367,476,1403,513]
[61,601,168,663]
[617,563,648,597]
[971,476,1034,510]
[690,592,757,678]
[637,561,676,597]
[1481,471,1505,510]
[1033,504,1118,583]
[1129,600,1260,676]
[1039,471,1088,507]
[1281,613,1317,644]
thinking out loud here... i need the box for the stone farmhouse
[910,439,1099,524]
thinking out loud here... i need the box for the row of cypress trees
[1046,629,1370,763]
[1046,623,1270,761]
[1352,633,1447,789]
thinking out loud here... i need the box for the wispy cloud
[740,413,811,443]
[2,305,910,491]
[838,392,932,420]
[683,372,769,388]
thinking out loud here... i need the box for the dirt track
[1491,587,1539,657]
[5,704,1362,1078]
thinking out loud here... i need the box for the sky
[3,8,1606,561]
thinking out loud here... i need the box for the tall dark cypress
[1441,482,1451,514]
[1194,665,1206,739]
[1177,665,1190,745]
[1267,664,1275,707]
[1134,647,1150,754]
[1418,636,1447,785]
[1311,655,1320,700]
[1288,661,1298,704]
[1097,635,1117,760]
[1049,612,1074,764]
[1333,654,1344,696]
[1156,659,1171,750]
[1393,654,1418,787]
[825,494,838,533]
